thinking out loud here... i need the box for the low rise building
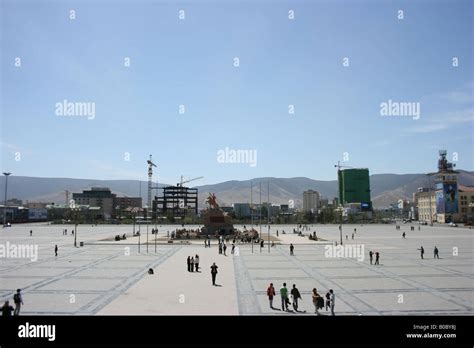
[414,188,436,223]
[233,203,251,219]
[458,185,474,224]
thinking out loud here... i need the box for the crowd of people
[266,283,335,315]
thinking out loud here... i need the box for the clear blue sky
[1,0,473,185]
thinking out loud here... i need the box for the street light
[427,174,433,226]
[72,205,79,247]
[339,207,343,245]
[3,172,12,227]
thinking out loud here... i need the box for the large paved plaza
[0,223,472,315]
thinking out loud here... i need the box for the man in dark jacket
[210,262,218,286]
[1,301,14,316]
[290,284,302,311]
[418,246,425,259]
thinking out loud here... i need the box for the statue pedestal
[201,208,234,236]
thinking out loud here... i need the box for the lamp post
[3,172,11,227]
[74,221,78,247]
[267,181,270,253]
[259,182,262,253]
[339,208,343,245]
[427,174,433,226]
[73,206,79,247]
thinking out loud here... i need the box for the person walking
[223,243,227,256]
[280,283,289,311]
[434,246,439,259]
[290,244,294,256]
[187,256,191,272]
[351,233,354,240]
[369,250,373,265]
[231,243,235,254]
[329,289,335,316]
[325,291,331,311]
[194,254,200,272]
[13,289,23,316]
[418,246,425,259]
[1,301,14,316]
[312,288,321,315]
[190,257,194,272]
[290,284,302,312]
[402,232,406,239]
[218,243,222,254]
[375,252,380,265]
[54,245,58,257]
[210,262,218,286]
[267,283,276,309]
[30,230,32,236]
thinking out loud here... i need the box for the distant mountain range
[1,171,473,209]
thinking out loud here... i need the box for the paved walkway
[98,244,238,315]
[0,223,472,315]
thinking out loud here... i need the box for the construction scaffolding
[152,185,198,219]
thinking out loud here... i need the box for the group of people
[186,255,200,272]
[418,246,440,259]
[186,256,220,286]
[218,241,228,255]
[1,289,23,316]
[61,228,73,236]
[369,250,380,265]
[266,283,335,315]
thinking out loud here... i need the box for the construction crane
[177,176,204,187]
[147,155,157,210]
[334,161,353,171]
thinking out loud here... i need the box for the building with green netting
[338,168,372,211]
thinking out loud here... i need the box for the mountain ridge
[1,171,473,209]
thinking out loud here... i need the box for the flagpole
[251,181,253,253]
[259,182,262,253]
[268,181,270,253]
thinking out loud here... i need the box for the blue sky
[1,0,473,185]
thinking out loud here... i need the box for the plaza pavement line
[98,245,238,315]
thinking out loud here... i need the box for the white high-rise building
[303,190,320,213]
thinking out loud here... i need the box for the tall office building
[303,190,320,212]
[338,168,372,210]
